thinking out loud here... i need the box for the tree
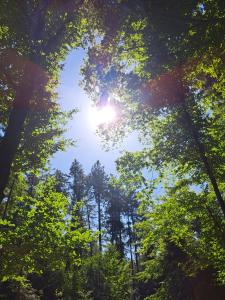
[68,159,88,299]
[0,175,91,296]
[88,160,108,252]
[0,0,95,201]
[69,159,87,226]
[114,150,225,297]
[54,169,69,195]
[136,177,225,298]
[82,0,225,217]
[78,246,133,300]
[105,177,125,256]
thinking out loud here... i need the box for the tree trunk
[0,5,43,204]
[127,215,134,275]
[97,194,102,252]
[183,103,225,217]
[0,87,32,203]
[131,214,139,272]
[86,203,93,256]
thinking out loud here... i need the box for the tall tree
[82,0,225,217]
[0,176,91,292]
[0,0,95,201]
[69,159,87,225]
[105,177,125,256]
[89,161,108,252]
[54,169,69,195]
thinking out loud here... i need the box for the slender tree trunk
[206,205,225,235]
[0,4,44,203]
[119,226,123,256]
[183,103,225,217]
[15,287,21,300]
[127,215,134,275]
[97,194,102,252]
[131,214,139,272]
[0,86,32,203]
[86,206,91,231]
[127,214,136,300]
[86,204,93,256]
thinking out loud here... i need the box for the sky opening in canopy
[51,48,142,174]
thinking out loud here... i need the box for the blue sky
[51,48,142,175]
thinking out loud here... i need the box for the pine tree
[88,161,108,252]
[105,178,125,257]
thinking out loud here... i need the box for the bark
[131,213,139,272]
[0,3,46,204]
[97,194,102,252]
[0,87,32,203]
[205,205,225,238]
[127,214,136,300]
[86,203,93,256]
[183,103,225,217]
[119,226,124,256]
[127,215,134,276]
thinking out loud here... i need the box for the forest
[0,0,225,299]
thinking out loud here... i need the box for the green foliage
[1,1,225,299]
[0,0,99,200]
[79,246,133,300]
[0,176,91,288]
[82,2,225,296]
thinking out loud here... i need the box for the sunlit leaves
[0,177,91,285]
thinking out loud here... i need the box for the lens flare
[89,105,116,128]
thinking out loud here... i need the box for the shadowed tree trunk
[96,193,102,252]
[0,86,33,203]
[0,0,81,204]
[183,100,225,217]
[0,1,46,203]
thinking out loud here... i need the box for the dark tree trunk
[0,87,32,203]
[131,214,139,272]
[127,215,134,275]
[119,226,124,256]
[86,204,93,256]
[0,3,44,204]
[97,194,102,252]
[183,103,225,217]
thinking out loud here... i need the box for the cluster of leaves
[62,159,141,299]
[0,0,100,200]
[1,0,225,299]
[81,0,225,299]
[0,174,92,296]
[0,158,140,299]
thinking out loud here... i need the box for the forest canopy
[0,0,225,299]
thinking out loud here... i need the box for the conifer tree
[88,160,108,252]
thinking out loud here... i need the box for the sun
[89,105,117,129]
